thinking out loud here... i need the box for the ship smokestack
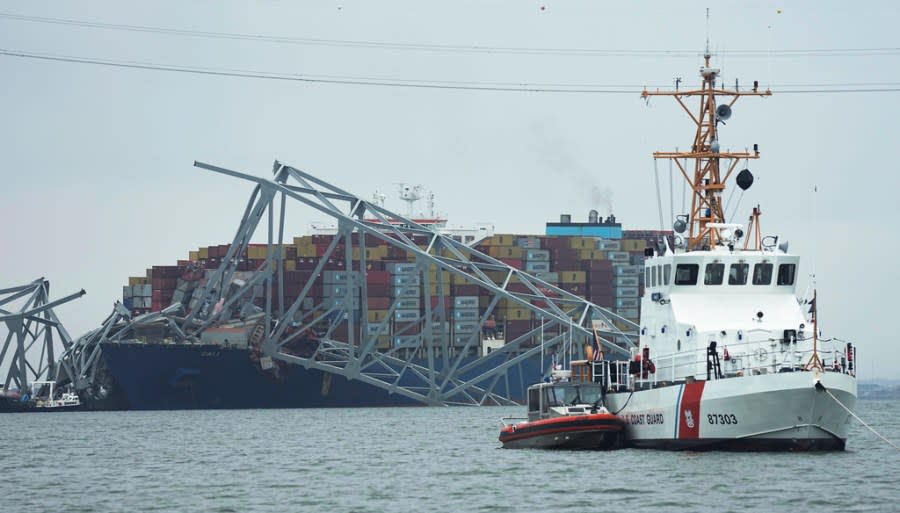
[588,209,599,224]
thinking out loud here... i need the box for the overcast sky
[2,1,898,379]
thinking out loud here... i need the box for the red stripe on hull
[677,381,705,439]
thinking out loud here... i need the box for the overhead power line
[4,48,900,94]
[3,12,900,58]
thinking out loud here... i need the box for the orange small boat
[499,370,624,450]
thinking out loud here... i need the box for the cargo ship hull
[101,342,542,410]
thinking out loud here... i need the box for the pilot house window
[753,263,773,285]
[728,263,749,285]
[663,264,671,285]
[674,264,699,285]
[777,264,796,286]
[704,263,725,285]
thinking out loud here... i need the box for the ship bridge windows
[663,264,671,285]
[753,263,773,285]
[674,264,699,285]
[777,263,796,286]
[704,263,725,285]
[729,263,749,285]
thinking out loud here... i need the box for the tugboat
[499,362,625,449]
[595,49,857,450]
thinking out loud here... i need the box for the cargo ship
[95,183,661,410]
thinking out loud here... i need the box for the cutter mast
[642,53,771,250]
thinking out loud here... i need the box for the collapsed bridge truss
[64,160,641,406]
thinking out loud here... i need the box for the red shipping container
[452,284,480,296]
[542,237,569,250]
[368,297,390,309]
[366,271,391,285]
[393,321,421,335]
[553,259,579,272]
[581,259,614,271]
[499,258,523,270]
[366,284,390,297]
[507,283,530,293]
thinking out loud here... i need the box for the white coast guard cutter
[594,53,857,450]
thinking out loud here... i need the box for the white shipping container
[394,309,420,322]
[392,274,421,286]
[615,287,639,298]
[615,297,639,309]
[524,249,550,261]
[386,263,417,275]
[453,309,479,321]
[615,276,640,287]
[597,240,622,251]
[454,322,478,334]
[396,298,421,310]
[393,335,420,348]
[453,296,479,308]
[524,261,551,273]
[390,286,420,298]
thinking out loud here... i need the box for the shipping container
[394,309,421,322]
[524,261,551,273]
[392,335,420,349]
[615,287,639,298]
[615,297,640,309]
[390,286,420,298]
[453,321,479,334]
[386,262,417,275]
[560,271,586,284]
[596,240,621,251]
[395,298,421,310]
[616,308,640,319]
[391,274,420,287]
[615,276,640,287]
[453,309,479,321]
[522,248,549,261]
[515,237,542,249]
[453,296,479,309]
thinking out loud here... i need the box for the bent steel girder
[0,278,83,393]
[56,302,135,393]
[184,160,639,406]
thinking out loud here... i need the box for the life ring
[756,348,768,361]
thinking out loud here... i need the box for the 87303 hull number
[707,413,738,425]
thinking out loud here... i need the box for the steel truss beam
[0,278,83,395]
[57,160,639,407]
[178,160,638,406]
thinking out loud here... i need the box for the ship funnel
[560,214,572,223]
[588,209,599,223]
[716,104,732,121]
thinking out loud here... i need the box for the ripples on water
[2,401,899,513]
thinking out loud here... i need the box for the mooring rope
[826,389,900,451]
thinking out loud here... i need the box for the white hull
[604,371,856,450]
